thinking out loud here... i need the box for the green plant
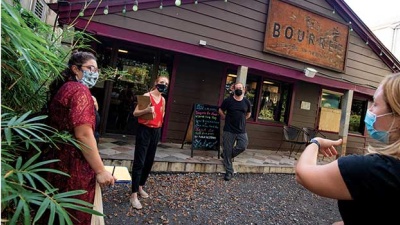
[1,112,103,225]
[349,114,361,132]
[99,66,130,83]
[1,1,104,224]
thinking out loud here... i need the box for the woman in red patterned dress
[47,51,116,224]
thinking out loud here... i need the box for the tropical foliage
[1,1,102,224]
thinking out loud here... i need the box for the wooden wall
[166,54,225,143]
[93,0,392,88]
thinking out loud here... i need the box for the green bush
[1,1,103,224]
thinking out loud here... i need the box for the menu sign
[191,103,220,151]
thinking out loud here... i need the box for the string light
[365,38,369,45]
[79,2,86,17]
[332,8,335,14]
[159,0,163,9]
[122,5,126,14]
[380,51,383,56]
[104,5,109,15]
[175,0,181,6]
[133,0,138,11]
[195,0,198,4]
[224,0,228,2]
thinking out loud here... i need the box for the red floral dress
[47,81,96,225]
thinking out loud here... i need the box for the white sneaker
[130,197,143,210]
[139,189,149,198]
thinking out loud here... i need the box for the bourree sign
[264,0,349,72]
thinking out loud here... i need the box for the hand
[96,170,116,187]
[313,137,342,157]
[92,96,99,111]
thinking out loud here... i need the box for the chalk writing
[192,104,220,150]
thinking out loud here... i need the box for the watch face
[309,139,320,150]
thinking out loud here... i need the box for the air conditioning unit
[33,0,47,22]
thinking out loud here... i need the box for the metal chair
[277,125,308,157]
[302,127,326,142]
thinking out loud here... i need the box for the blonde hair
[367,72,400,159]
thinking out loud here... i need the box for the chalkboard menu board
[181,103,221,157]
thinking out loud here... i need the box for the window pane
[245,75,259,119]
[257,79,290,122]
[349,99,367,134]
[321,90,342,109]
[258,81,279,121]
[224,73,236,99]
[222,73,291,123]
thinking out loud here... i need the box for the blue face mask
[78,70,99,88]
[364,110,393,143]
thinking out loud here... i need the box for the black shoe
[224,172,233,181]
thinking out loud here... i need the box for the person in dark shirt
[219,82,251,181]
[295,72,400,225]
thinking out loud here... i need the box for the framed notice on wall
[264,0,349,72]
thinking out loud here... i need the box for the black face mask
[234,89,243,96]
[156,84,167,93]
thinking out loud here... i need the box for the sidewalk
[99,133,331,175]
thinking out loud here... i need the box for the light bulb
[332,9,335,14]
[122,6,126,14]
[195,0,198,4]
[159,4,163,9]
[175,0,181,6]
[79,10,84,17]
[133,4,138,11]
[224,0,228,2]
[104,6,109,15]
[366,40,369,45]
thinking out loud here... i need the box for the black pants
[131,124,161,193]
[222,131,248,174]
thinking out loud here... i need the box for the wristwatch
[309,138,320,151]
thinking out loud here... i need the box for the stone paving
[99,133,332,175]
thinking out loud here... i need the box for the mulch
[102,173,341,225]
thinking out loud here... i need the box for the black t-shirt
[337,154,400,225]
[220,96,251,134]
[94,109,100,143]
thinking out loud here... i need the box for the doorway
[95,39,173,136]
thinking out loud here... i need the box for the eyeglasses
[81,65,98,72]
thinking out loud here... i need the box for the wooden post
[338,90,353,157]
[236,66,248,85]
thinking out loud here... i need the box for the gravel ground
[103,173,341,225]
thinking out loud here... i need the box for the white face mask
[78,70,99,88]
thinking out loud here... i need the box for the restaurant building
[49,0,400,155]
